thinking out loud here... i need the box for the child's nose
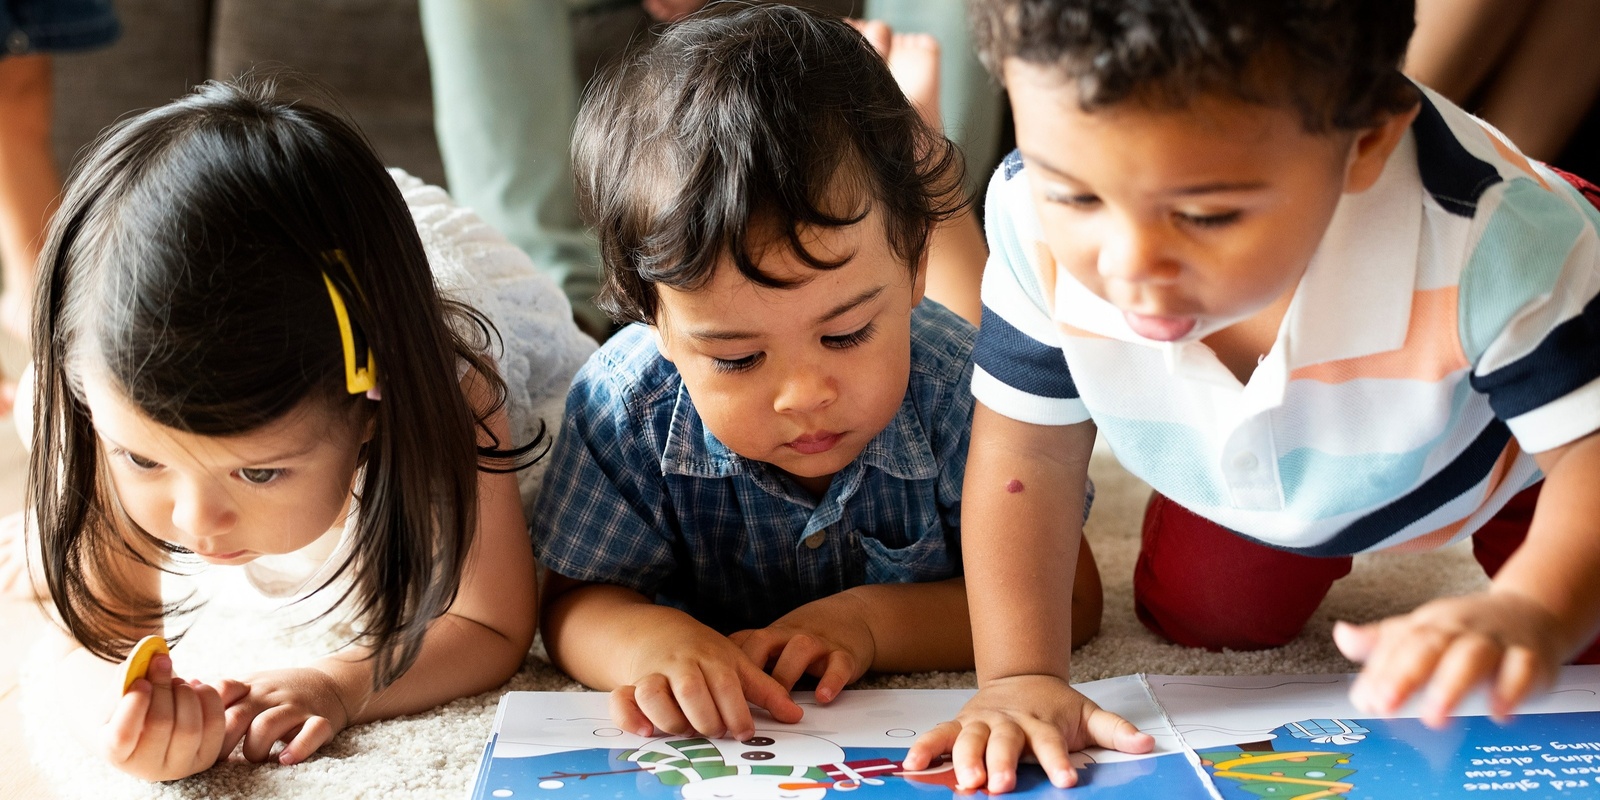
[170,482,237,540]
[1097,220,1179,285]
[773,363,837,415]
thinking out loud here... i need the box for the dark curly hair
[574,1,965,325]
[971,0,1420,131]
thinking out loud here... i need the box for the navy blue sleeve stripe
[1412,91,1501,218]
[1234,419,1514,557]
[973,305,1079,400]
[1002,148,1024,180]
[1471,291,1600,420]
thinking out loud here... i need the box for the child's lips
[1123,310,1197,342]
[787,431,842,455]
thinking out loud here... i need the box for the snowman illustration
[620,730,955,799]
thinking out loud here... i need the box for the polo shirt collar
[659,383,938,482]
[1283,127,1422,368]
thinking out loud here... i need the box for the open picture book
[470,665,1600,799]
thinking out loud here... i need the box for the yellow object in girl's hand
[120,635,169,693]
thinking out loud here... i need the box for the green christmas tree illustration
[1198,748,1356,799]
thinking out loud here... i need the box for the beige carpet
[21,447,1490,799]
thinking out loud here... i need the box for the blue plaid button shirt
[531,301,977,632]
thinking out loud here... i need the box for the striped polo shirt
[971,86,1600,556]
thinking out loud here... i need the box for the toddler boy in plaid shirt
[529,4,1100,742]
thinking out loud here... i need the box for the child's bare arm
[731,577,973,702]
[904,405,1150,793]
[541,572,803,740]
[1338,430,1600,725]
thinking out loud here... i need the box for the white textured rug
[22,450,1490,799]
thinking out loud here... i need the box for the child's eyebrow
[1022,149,1269,195]
[686,286,886,342]
[816,286,885,325]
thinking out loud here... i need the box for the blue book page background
[1152,666,1600,799]
[470,678,1211,800]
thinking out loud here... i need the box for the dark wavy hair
[971,0,1420,131]
[574,1,965,325]
[30,79,540,688]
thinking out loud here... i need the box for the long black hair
[30,79,537,688]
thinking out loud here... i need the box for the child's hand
[100,653,244,781]
[610,620,803,741]
[902,674,1153,794]
[1335,589,1565,727]
[729,593,876,704]
[220,667,351,766]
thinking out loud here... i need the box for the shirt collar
[1283,127,1422,368]
[659,382,938,483]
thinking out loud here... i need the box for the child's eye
[237,468,284,485]
[823,321,877,350]
[711,353,763,374]
[1176,210,1242,228]
[1045,191,1100,209]
[118,450,162,471]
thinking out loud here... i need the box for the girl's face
[80,370,371,564]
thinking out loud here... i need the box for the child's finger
[211,678,251,707]
[632,674,694,736]
[949,719,993,790]
[1366,626,1451,714]
[701,663,755,740]
[768,635,826,691]
[982,721,1026,794]
[102,683,154,763]
[902,721,958,770]
[243,706,308,763]
[167,682,205,769]
[194,682,227,769]
[278,715,335,766]
[732,629,783,673]
[811,650,854,704]
[608,686,657,738]
[1332,620,1379,663]
[737,660,803,725]
[1085,706,1155,754]
[1021,717,1078,788]
[1423,635,1501,728]
[1492,646,1546,720]
[136,655,178,756]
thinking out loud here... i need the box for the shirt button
[6,31,28,54]
[1232,452,1259,471]
[803,531,826,549]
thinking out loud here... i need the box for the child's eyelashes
[1177,209,1243,228]
[114,448,162,472]
[823,321,877,350]
[238,468,285,485]
[711,353,764,374]
[1045,191,1100,209]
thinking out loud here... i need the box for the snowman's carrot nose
[778,782,834,790]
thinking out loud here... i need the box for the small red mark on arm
[1005,479,1025,493]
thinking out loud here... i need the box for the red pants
[1133,484,1600,663]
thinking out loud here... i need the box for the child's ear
[1343,102,1422,194]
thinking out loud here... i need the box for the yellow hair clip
[321,250,377,396]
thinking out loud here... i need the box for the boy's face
[652,206,926,493]
[1004,59,1373,342]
